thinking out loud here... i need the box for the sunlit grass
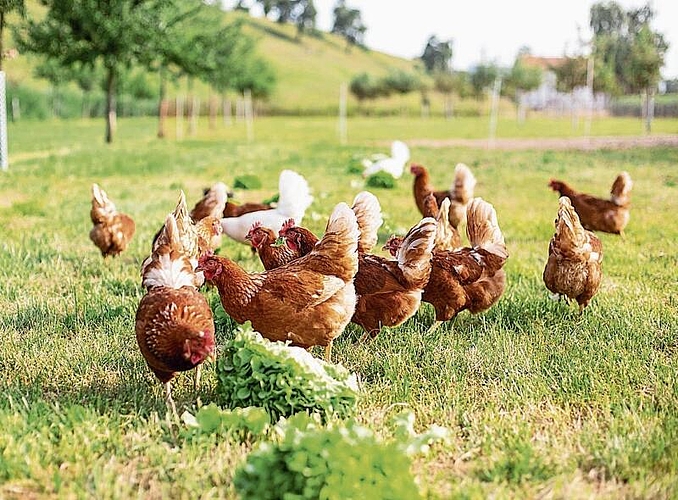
[1,116,677,498]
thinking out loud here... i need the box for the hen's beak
[272,236,287,247]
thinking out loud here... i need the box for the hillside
[241,14,426,113]
[2,7,443,116]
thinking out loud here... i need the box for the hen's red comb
[279,218,296,234]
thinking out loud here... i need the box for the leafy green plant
[365,171,396,189]
[181,404,270,442]
[233,174,263,190]
[215,326,359,422]
[233,415,422,500]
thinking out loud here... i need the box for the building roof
[519,55,567,71]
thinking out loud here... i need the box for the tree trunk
[157,68,167,139]
[105,68,116,144]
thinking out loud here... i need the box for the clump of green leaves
[181,404,270,442]
[233,414,422,500]
[233,175,262,190]
[215,326,359,422]
[366,171,396,189]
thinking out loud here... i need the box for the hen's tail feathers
[466,198,508,260]
[554,196,589,253]
[275,170,314,221]
[435,198,461,251]
[169,191,199,258]
[190,182,228,221]
[396,217,437,289]
[451,163,476,204]
[421,193,439,218]
[351,191,383,253]
[610,171,633,206]
[90,183,116,218]
[314,202,360,280]
[142,213,199,290]
[391,140,410,162]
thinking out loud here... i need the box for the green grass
[1,115,678,498]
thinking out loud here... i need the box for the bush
[365,171,396,189]
[214,326,359,422]
[233,416,422,500]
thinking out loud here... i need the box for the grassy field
[1,115,678,498]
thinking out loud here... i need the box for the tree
[552,57,587,93]
[331,0,366,51]
[590,1,667,95]
[589,1,667,130]
[349,73,388,103]
[16,0,198,143]
[469,63,499,100]
[433,71,461,118]
[624,25,668,132]
[0,0,24,71]
[420,35,453,74]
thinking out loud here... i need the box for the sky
[226,0,678,79]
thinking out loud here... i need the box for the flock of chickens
[88,153,633,410]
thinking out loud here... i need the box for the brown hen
[543,196,603,311]
[411,163,476,228]
[198,202,359,361]
[272,192,437,340]
[89,183,136,258]
[385,197,507,332]
[548,171,632,236]
[136,213,215,416]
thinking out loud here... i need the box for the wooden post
[189,96,199,136]
[222,95,232,126]
[176,96,184,140]
[338,83,347,145]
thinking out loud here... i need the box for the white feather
[221,170,313,244]
[362,140,410,179]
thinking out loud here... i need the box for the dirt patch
[407,135,678,151]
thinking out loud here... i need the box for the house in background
[518,54,607,115]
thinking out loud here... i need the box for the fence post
[338,83,347,145]
[0,72,9,171]
[488,77,502,149]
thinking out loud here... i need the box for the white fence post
[488,77,502,148]
[338,83,347,145]
[0,72,9,171]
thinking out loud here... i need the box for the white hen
[361,140,410,179]
[220,169,313,244]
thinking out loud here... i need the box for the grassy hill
[4,7,464,117]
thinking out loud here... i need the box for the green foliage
[470,62,500,99]
[215,326,359,422]
[382,69,421,95]
[181,404,270,442]
[590,1,667,94]
[503,58,542,101]
[349,72,389,102]
[233,174,263,190]
[365,171,396,189]
[233,415,422,500]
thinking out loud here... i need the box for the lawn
[1,115,677,498]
